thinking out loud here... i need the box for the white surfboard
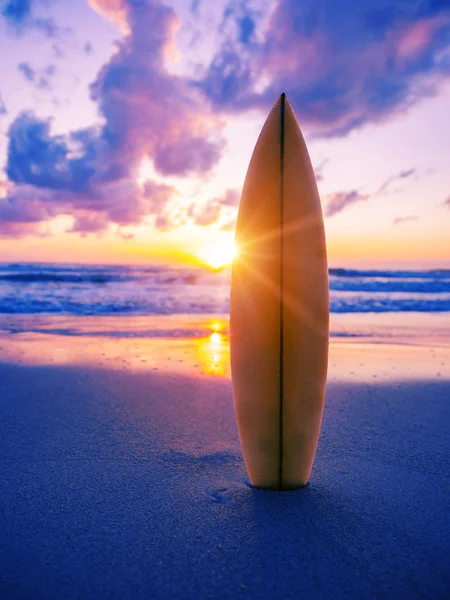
[230,94,329,490]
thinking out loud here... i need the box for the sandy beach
[0,314,449,599]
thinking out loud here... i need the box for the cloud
[1,0,32,24]
[90,0,224,178]
[0,93,6,115]
[193,202,221,226]
[325,190,370,217]
[17,63,56,90]
[0,186,55,237]
[322,168,416,220]
[443,196,450,207]
[1,0,225,237]
[217,188,240,206]
[84,41,94,54]
[2,109,182,236]
[199,0,450,136]
[1,0,61,37]
[376,167,416,195]
[190,188,240,226]
[6,113,98,192]
[220,1,258,46]
[314,158,329,182]
[393,215,419,225]
[67,212,110,236]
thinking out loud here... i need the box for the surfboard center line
[278,92,285,491]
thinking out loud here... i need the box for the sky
[0,0,449,267]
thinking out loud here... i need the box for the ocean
[0,263,449,316]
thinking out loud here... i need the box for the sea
[0,262,449,316]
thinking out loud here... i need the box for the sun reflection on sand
[0,316,231,378]
[0,314,448,382]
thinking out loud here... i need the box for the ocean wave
[0,293,449,315]
[0,263,449,315]
[329,268,450,279]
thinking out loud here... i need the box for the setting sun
[197,241,238,269]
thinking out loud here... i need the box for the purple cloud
[67,212,110,236]
[190,188,240,227]
[199,0,450,136]
[2,0,62,37]
[218,188,240,206]
[1,0,32,24]
[17,63,56,90]
[0,186,56,237]
[193,202,222,226]
[443,196,450,207]
[0,93,6,115]
[1,0,225,237]
[376,167,416,195]
[90,0,224,178]
[325,190,370,217]
[83,41,94,54]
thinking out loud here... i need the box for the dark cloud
[6,113,97,191]
[2,0,61,37]
[1,0,224,237]
[325,190,370,217]
[443,195,450,207]
[220,1,257,45]
[376,167,416,195]
[199,0,450,136]
[393,214,419,225]
[17,63,56,90]
[1,0,31,24]
[17,62,34,82]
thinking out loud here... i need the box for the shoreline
[0,312,448,382]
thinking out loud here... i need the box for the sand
[0,316,449,599]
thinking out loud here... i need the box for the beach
[1,313,449,599]
[2,0,450,595]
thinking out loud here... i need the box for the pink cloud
[2,0,225,237]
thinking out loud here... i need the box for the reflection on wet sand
[0,314,448,382]
[0,317,231,378]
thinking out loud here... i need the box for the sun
[197,241,238,269]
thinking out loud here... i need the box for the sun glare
[198,241,238,269]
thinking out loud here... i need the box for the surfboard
[230,93,329,490]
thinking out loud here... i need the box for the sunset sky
[0,0,449,267]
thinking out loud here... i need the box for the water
[0,263,449,316]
